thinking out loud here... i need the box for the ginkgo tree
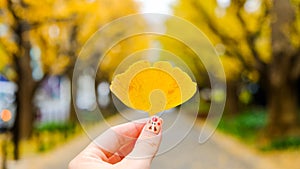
[0,0,147,158]
[169,0,300,137]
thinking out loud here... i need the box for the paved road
[7,113,277,169]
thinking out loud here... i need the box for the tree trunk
[225,81,239,115]
[267,77,299,137]
[67,70,77,123]
[8,1,35,159]
[12,44,35,159]
[266,0,300,138]
[15,47,35,139]
[13,18,35,139]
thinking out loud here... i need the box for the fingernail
[145,116,163,134]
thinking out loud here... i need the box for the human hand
[69,116,163,169]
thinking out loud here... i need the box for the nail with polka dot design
[146,116,163,134]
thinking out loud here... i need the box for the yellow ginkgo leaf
[110,60,197,115]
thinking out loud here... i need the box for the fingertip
[125,116,163,161]
[145,116,163,135]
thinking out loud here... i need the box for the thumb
[121,116,163,167]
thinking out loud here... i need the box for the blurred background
[0,0,299,169]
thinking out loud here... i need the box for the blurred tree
[0,0,145,158]
[159,36,208,87]
[171,0,300,137]
[268,0,300,137]
[100,35,150,80]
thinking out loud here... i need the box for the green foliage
[262,137,300,151]
[219,108,300,150]
[34,122,77,152]
[198,99,210,114]
[35,122,76,133]
[218,108,267,142]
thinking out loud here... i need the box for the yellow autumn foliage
[0,0,145,78]
[166,0,277,83]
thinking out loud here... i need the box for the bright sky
[135,0,176,14]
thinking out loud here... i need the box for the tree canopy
[167,0,300,137]
[0,0,148,80]
[0,0,149,144]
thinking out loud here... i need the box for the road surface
[7,113,278,169]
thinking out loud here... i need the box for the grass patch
[261,137,300,151]
[35,122,76,133]
[218,108,300,150]
[218,108,267,143]
[33,122,80,152]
